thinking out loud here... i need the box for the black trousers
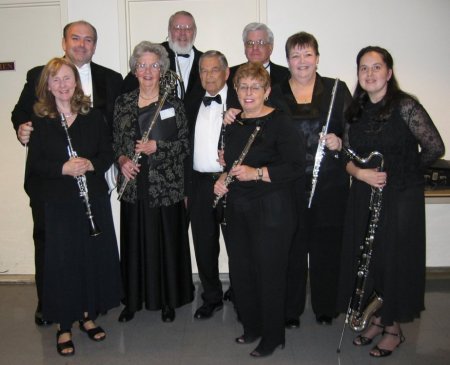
[30,200,46,312]
[285,208,344,319]
[227,190,294,347]
[189,171,227,304]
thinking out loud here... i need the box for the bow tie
[177,53,190,58]
[202,94,222,106]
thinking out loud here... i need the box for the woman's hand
[223,108,241,125]
[217,149,226,167]
[322,133,342,151]
[356,168,387,189]
[230,165,258,182]
[118,155,140,180]
[18,121,33,145]
[214,173,228,197]
[135,139,157,156]
[62,157,93,177]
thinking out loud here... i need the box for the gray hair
[199,50,228,69]
[129,41,170,74]
[242,22,274,44]
[168,10,197,39]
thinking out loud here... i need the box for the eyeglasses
[172,24,194,32]
[136,63,161,72]
[245,40,270,48]
[237,84,265,93]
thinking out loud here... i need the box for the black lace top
[345,94,445,189]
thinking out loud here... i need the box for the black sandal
[370,330,405,357]
[353,322,385,346]
[56,329,75,356]
[79,317,106,342]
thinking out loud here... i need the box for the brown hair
[33,57,91,118]
[233,62,271,90]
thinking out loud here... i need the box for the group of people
[11,10,445,359]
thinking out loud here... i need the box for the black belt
[194,170,222,180]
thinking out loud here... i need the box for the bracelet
[256,167,263,181]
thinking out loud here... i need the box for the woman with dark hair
[336,46,444,357]
[214,63,305,357]
[27,57,121,356]
[113,41,194,324]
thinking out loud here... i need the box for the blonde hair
[233,62,271,90]
[33,57,91,118]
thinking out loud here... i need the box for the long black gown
[26,109,122,328]
[337,94,445,325]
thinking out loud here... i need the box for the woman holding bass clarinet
[26,57,122,356]
[334,46,444,357]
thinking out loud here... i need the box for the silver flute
[60,113,101,237]
[212,126,261,208]
[117,70,178,200]
[308,78,340,208]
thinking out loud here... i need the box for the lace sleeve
[399,96,445,168]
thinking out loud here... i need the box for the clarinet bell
[89,218,101,237]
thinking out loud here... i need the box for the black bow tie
[202,94,222,106]
[177,53,190,58]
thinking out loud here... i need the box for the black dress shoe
[250,341,285,357]
[35,311,53,326]
[161,306,175,322]
[118,307,135,322]
[316,314,333,325]
[235,334,260,344]
[223,287,234,302]
[194,301,223,319]
[285,318,300,329]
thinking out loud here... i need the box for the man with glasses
[228,22,289,89]
[122,10,204,106]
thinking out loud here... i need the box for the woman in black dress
[270,31,352,327]
[113,41,193,324]
[214,63,305,357]
[27,57,121,356]
[337,46,444,357]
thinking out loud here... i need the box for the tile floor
[0,275,449,365]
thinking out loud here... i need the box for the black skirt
[120,199,194,311]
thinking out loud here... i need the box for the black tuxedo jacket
[228,60,290,88]
[11,62,123,131]
[184,86,240,198]
[121,42,204,106]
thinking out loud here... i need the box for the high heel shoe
[370,330,405,357]
[250,341,285,357]
[353,322,385,346]
[162,305,175,322]
[118,307,135,322]
[235,334,260,344]
[56,329,75,356]
[79,317,106,342]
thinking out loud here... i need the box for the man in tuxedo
[11,20,123,326]
[185,51,238,319]
[228,22,289,88]
[121,10,204,106]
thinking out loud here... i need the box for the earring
[264,96,268,101]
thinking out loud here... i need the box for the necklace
[139,93,158,100]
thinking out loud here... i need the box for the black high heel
[250,341,285,357]
[353,322,385,346]
[56,329,75,356]
[79,317,106,342]
[370,330,405,357]
[235,334,260,344]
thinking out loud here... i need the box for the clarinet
[117,70,179,200]
[219,105,228,225]
[308,78,340,208]
[337,146,384,353]
[60,113,101,237]
[212,126,261,208]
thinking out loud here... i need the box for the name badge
[160,107,175,120]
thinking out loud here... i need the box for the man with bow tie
[122,10,204,107]
[185,50,239,319]
[10,20,123,327]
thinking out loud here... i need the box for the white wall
[1,0,449,276]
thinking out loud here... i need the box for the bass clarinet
[308,78,339,208]
[60,113,101,237]
[117,70,179,200]
[337,146,384,353]
[212,126,261,208]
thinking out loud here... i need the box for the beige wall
[0,0,449,276]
